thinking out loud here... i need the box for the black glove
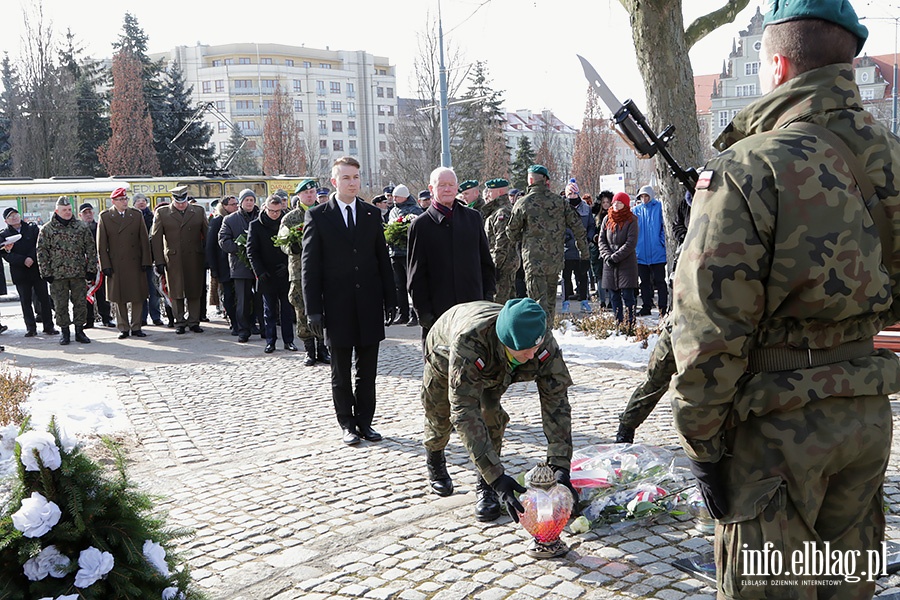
[155,264,166,276]
[290,242,301,255]
[43,276,54,284]
[384,306,397,327]
[550,465,579,505]
[605,257,616,267]
[102,267,113,277]
[86,272,97,281]
[490,474,526,522]
[418,312,436,330]
[689,459,728,520]
[307,314,324,339]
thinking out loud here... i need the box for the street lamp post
[861,15,899,135]
[438,0,452,167]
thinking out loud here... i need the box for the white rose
[11,492,62,538]
[162,587,185,600]
[73,546,114,588]
[23,545,71,581]
[143,540,170,577]
[16,430,62,471]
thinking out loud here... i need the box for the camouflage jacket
[281,204,309,282]
[36,215,96,280]
[483,196,520,273]
[507,184,588,275]
[425,301,573,483]
[671,64,900,462]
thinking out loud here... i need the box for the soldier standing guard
[458,180,483,215]
[421,298,575,523]
[282,179,330,366]
[36,196,95,345]
[506,165,588,323]
[482,178,520,305]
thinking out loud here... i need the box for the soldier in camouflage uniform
[36,197,96,345]
[422,298,574,522]
[482,178,521,305]
[458,180,484,215]
[671,2,900,597]
[506,165,588,323]
[281,179,329,366]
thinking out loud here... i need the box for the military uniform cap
[3,207,18,219]
[458,180,479,193]
[528,165,549,177]
[485,178,510,189]
[56,196,71,207]
[78,203,93,213]
[294,179,317,194]
[109,187,128,200]
[383,186,394,195]
[316,187,330,196]
[170,185,189,200]
[509,188,521,197]
[418,190,431,200]
[764,0,868,55]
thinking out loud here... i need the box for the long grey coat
[597,215,639,291]
[97,207,152,303]
[150,204,208,299]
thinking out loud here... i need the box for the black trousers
[638,262,668,312]
[391,257,410,319]
[220,280,237,333]
[260,277,294,345]
[329,342,379,431]
[234,278,262,336]
[562,259,589,301]
[17,275,53,333]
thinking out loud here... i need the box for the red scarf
[606,206,633,231]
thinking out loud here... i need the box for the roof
[693,73,719,115]
[854,53,896,100]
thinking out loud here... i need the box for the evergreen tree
[0,53,19,176]
[157,61,215,175]
[219,127,260,175]
[262,82,305,175]
[59,29,109,176]
[452,61,505,181]
[510,136,535,190]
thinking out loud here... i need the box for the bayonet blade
[577,54,623,114]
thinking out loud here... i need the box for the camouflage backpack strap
[788,121,891,273]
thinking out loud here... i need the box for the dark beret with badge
[764,0,867,55]
[528,165,549,178]
[485,178,509,189]
[56,196,71,207]
[294,179,318,194]
[458,180,479,193]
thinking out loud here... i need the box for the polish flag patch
[696,170,714,190]
[538,349,550,363]
[475,357,485,370]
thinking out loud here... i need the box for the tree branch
[684,0,752,49]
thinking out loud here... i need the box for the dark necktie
[346,205,355,236]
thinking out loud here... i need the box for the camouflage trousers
[492,267,518,306]
[524,270,560,324]
[715,394,891,600]
[421,361,509,456]
[50,278,87,328]
[619,322,675,429]
[289,281,313,341]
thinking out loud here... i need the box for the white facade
[505,109,578,169]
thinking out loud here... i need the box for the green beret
[495,298,546,351]
[764,0,867,55]
[528,165,549,178]
[294,179,318,194]
[458,180,479,193]
[485,178,510,189]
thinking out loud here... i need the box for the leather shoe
[103,321,116,328]
[43,327,58,335]
[189,325,204,333]
[284,342,298,351]
[24,330,37,338]
[118,331,130,339]
[342,428,360,445]
[264,344,275,354]
[131,330,147,338]
[358,426,382,442]
[152,320,165,326]
[83,321,94,329]
[237,334,249,343]
[175,326,187,334]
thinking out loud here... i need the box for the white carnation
[16,430,62,471]
[73,546,114,588]
[143,539,170,577]
[23,545,70,580]
[11,492,62,538]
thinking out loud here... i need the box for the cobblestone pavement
[5,301,900,599]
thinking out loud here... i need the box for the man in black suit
[302,156,397,446]
[0,208,56,337]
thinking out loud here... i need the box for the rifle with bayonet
[577,55,698,195]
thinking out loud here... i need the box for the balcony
[231,87,259,96]
[319,146,329,155]
[318,127,328,135]
[347,109,356,117]
[347,91,356,99]
[232,107,258,116]
[316,89,326,96]
[348,129,357,137]
[349,147,358,155]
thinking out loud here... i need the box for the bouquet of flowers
[383,214,416,248]
[272,223,303,249]
[235,233,252,269]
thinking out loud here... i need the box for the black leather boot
[59,326,71,346]
[426,450,453,497]
[615,423,635,444]
[74,326,91,344]
[474,477,501,522]
[303,339,316,367]
[316,338,331,364]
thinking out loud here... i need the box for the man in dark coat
[407,165,495,500]
[97,187,152,338]
[0,207,56,337]
[302,156,397,446]
[207,195,239,335]
[219,188,263,343]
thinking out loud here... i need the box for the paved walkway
[4,299,900,599]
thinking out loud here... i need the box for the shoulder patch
[538,349,550,363]
[474,357,485,371]
[696,170,714,190]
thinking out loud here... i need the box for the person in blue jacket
[632,185,667,316]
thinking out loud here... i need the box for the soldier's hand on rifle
[155,264,166,276]
[102,268,113,277]
[307,314,324,339]
[491,474,526,522]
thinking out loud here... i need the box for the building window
[330,82,341,94]
[296,120,304,131]
[332,121,343,132]
[285,59,294,67]
[347,82,355,96]
[294,99,303,112]
[319,140,328,149]
[236,100,254,109]
[317,100,326,114]
[224,58,234,65]
[347,102,355,115]
[744,62,759,76]
[731,109,739,119]
[333,140,344,151]
[260,79,276,89]
[212,59,222,67]
[348,120,356,131]
[218,121,228,133]
[379,141,387,151]
[861,88,876,100]
[215,80,224,93]
[718,111,729,127]
[234,79,253,89]
[316,80,325,95]
[376,86,384,98]
[378,123,386,134]
[215,101,226,111]
[388,123,395,134]
[239,57,251,65]
[349,140,357,150]
[303,61,312,68]
[293,80,302,93]
[237,120,255,132]
[735,84,757,97]
[262,100,274,113]
[386,87,394,98]
[378,69,387,75]
[861,71,871,83]
[377,105,394,116]
[219,141,228,152]
[318,120,327,133]
[202,81,211,94]
[331,101,341,113]
[261,58,272,65]
[320,63,331,69]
